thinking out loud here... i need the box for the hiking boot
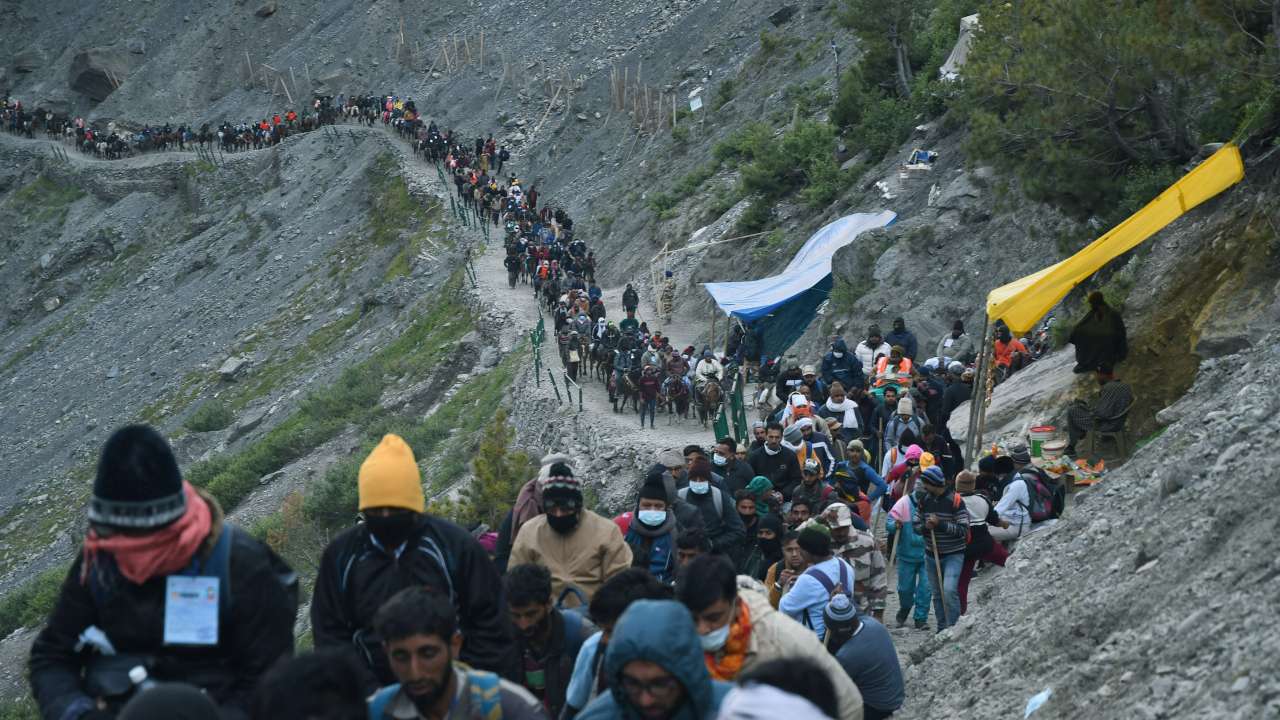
[914,619,929,630]
[895,607,910,628]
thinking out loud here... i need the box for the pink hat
[905,445,923,462]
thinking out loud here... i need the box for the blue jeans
[896,558,932,622]
[641,399,656,427]
[926,552,964,630]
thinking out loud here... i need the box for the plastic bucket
[1029,425,1056,457]
[1042,440,1067,460]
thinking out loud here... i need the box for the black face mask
[365,512,418,549]
[547,512,581,535]
[740,513,757,528]
[759,537,782,557]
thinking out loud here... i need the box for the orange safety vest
[874,356,913,387]
[794,442,826,478]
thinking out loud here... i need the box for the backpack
[369,668,503,720]
[799,560,853,630]
[1016,468,1064,522]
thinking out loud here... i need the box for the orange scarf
[705,598,753,681]
[81,482,212,585]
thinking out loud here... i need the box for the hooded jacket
[313,514,518,685]
[577,601,733,720]
[821,339,865,390]
[510,510,634,606]
[31,492,298,720]
[736,590,865,720]
[884,327,918,361]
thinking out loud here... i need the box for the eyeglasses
[620,674,681,699]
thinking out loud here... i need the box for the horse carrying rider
[693,349,724,390]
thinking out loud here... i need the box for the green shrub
[185,401,235,433]
[670,124,690,145]
[713,123,773,165]
[713,78,739,111]
[647,191,678,215]
[0,565,67,638]
[0,696,38,720]
[736,199,775,235]
[760,30,786,57]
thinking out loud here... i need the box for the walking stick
[930,527,947,627]
[888,523,902,569]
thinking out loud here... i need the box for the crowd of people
[0,93,393,159]
[15,91,1138,720]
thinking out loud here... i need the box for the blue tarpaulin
[703,211,897,356]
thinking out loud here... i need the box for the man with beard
[506,564,598,717]
[312,435,515,686]
[369,587,549,720]
[510,463,633,605]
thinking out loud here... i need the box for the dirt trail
[379,134,717,454]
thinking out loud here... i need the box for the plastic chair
[1084,398,1133,460]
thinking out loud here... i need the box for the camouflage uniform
[838,528,888,614]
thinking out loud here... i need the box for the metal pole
[549,369,563,404]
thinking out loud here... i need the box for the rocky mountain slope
[3,0,1280,715]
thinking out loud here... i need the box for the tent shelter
[940,14,980,81]
[703,211,896,357]
[965,144,1246,453]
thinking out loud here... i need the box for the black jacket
[676,485,745,555]
[311,515,517,687]
[747,446,802,500]
[720,458,754,496]
[29,522,298,720]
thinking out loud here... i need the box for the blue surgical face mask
[700,622,731,652]
[832,351,844,358]
[712,454,727,467]
[689,480,710,495]
[637,510,667,527]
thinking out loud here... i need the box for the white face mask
[712,454,728,467]
[637,510,667,527]
[763,444,781,456]
[700,622,731,652]
[832,351,844,358]
[689,480,710,495]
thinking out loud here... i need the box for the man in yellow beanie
[312,434,517,689]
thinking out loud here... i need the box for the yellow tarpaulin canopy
[986,144,1245,334]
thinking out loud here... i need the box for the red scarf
[81,482,213,585]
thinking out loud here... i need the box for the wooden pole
[533,85,562,135]
[479,31,484,70]
[930,530,947,626]
[673,95,678,128]
[623,67,629,113]
[245,51,255,87]
[289,66,298,103]
[888,523,902,568]
[464,34,472,65]
[964,319,996,464]
[279,76,294,106]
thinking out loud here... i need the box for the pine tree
[461,409,535,528]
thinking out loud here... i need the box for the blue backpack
[369,668,503,720]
